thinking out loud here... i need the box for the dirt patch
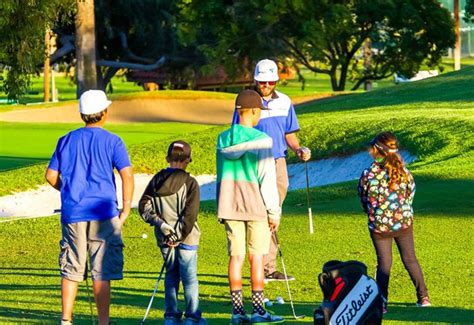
[0,95,331,125]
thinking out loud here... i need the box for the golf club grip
[308,207,313,234]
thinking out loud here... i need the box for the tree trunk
[75,0,97,98]
[363,39,373,91]
[338,63,348,91]
[44,29,51,102]
[454,0,461,71]
[329,67,339,91]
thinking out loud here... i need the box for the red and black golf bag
[313,260,383,325]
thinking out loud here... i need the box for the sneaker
[165,317,183,325]
[184,317,207,325]
[230,313,251,324]
[250,311,284,324]
[264,271,295,283]
[416,297,432,307]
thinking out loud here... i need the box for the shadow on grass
[384,303,474,323]
[281,176,474,218]
[1,297,472,324]
[0,265,472,323]
[0,156,48,172]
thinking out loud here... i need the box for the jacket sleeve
[180,176,200,240]
[257,142,281,220]
[138,175,165,227]
[357,169,369,214]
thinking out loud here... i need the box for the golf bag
[313,260,383,325]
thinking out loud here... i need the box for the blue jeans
[161,246,201,320]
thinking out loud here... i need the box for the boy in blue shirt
[46,90,134,325]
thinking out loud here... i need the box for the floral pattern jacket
[358,161,416,233]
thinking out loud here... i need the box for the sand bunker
[0,151,415,220]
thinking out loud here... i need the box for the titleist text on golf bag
[313,260,383,325]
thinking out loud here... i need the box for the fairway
[0,122,213,171]
[0,184,472,324]
[0,68,473,323]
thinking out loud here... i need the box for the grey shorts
[59,216,124,282]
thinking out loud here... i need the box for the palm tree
[75,0,97,97]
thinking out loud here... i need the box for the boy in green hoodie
[216,89,284,324]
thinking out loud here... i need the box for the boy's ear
[166,156,171,163]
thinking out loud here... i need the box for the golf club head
[294,315,305,319]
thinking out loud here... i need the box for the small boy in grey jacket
[139,140,206,325]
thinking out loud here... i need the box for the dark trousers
[370,227,428,301]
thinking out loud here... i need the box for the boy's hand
[164,233,180,247]
[268,217,280,232]
[118,207,131,227]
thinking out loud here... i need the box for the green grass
[0,122,213,194]
[2,57,474,106]
[0,64,473,323]
[0,179,472,324]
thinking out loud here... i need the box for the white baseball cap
[79,90,112,114]
[254,59,279,82]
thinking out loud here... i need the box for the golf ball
[142,233,148,239]
[275,296,285,304]
[263,298,273,307]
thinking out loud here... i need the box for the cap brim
[254,75,279,82]
[235,105,268,110]
[79,100,112,114]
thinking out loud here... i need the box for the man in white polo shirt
[232,59,311,282]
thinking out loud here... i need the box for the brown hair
[371,132,407,190]
[80,109,107,124]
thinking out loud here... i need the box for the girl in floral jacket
[358,132,431,313]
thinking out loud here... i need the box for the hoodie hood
[217,124,270,160]
[152,168,190,196]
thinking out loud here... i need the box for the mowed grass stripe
[0,121,212,176]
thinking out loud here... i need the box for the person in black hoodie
[139,140,206,325]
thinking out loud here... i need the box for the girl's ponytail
[371,132,407,190]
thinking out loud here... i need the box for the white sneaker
[250,311,284,323]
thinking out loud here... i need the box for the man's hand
[296,147,311,161]
[268,217,280,232]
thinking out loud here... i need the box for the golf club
[274,233,305,319]
[141,247,174,324]
[304,162,314,234]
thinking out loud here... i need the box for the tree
[53,0,181,92]
[186,0,455,91]
[94,0,181,89]
[0,0,74,101]
[269,0,456,91]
